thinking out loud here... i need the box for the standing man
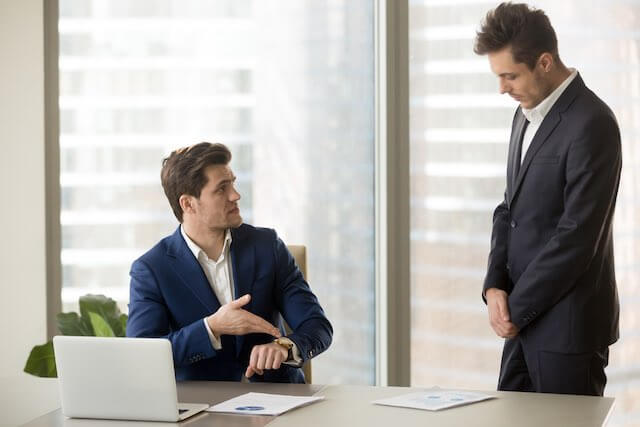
[474,3,621,395]
[127,142,332,383]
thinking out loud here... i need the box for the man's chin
[229,215,243,228]
[520,98,542,110]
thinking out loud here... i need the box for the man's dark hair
[474,2,559,69]
[161,142,232,222]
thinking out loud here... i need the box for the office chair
[285,245,312,384]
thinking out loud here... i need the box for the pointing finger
[244,312,281,337]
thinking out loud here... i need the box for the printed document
[372,389,495,411]
[207,392,324,416]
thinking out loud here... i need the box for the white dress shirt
[180,226,302,365]
[181,225,234,350]
[520,69,577,163]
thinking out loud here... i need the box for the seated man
[127,142,332,383]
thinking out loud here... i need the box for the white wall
[0,0,48,378]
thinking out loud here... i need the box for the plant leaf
[79,294,126,337]
[79,294,120,320]
[107,312,127,337]
[57,312,92,336]
[23,341,57,378]
[119,314,128,336]
[25,294,128,379]
[88,312,115,337]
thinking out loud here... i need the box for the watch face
[276,338,293,349]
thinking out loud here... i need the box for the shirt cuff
[203,318,222,350]
[279,337,302,366]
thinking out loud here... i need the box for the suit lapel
[508,73,584,205]
[166,227,221,314]
[230,226,255,357]
[509,113,561,204]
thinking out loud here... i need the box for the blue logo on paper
[235,406,265,411]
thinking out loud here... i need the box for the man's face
[488,47,550,109]
[189,164,242,231]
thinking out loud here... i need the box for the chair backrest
[285,245,312,384]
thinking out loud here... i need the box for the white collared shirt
[520,69,577,163]
[181,225,234,350]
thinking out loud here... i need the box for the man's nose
[230,187,241,201]
[499,80,509,94]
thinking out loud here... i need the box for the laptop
[53,336,209,422]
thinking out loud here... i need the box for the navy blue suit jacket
[126,224,333,383]
[483,74,621,353]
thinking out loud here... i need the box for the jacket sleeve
[126,259,217,367]
[271,234,333,362]
[482,191,512,302]
[508,113,622,330]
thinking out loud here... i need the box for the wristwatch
[274,337,294,361]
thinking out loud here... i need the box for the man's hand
[486,288,519,338]
[206,294,281,338]
[245,342,288,378]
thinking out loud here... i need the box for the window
[409,0,511,389]
[58,1,639,414]
[59,0,375,385]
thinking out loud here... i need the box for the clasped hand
[206,294,288,378]
[486,288,519,338]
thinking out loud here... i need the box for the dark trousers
[498,337,609,396]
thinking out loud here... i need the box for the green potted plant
[24,294,128,377]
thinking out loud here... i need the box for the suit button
[510,220,517,228]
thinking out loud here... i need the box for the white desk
[271,384,615,427]
[19,381,615,427]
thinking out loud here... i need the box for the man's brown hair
[474,2,559,69]
[161,142,232,222]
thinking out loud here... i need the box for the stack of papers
[207,392,324,416]
[372,389,495,411]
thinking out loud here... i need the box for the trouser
[497,336,609,396]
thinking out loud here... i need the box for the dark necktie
[512,118,530,186]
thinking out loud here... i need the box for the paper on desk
[372,389,495,411]
[206,392,324,416]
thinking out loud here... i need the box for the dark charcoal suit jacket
[483,74,621,353]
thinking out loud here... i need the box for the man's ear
[538,52,554,73]
[179,194,196,215]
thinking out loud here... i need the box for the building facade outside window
[59,0,375,385]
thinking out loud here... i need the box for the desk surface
[271,385,615,427]
[21,381,614,427]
